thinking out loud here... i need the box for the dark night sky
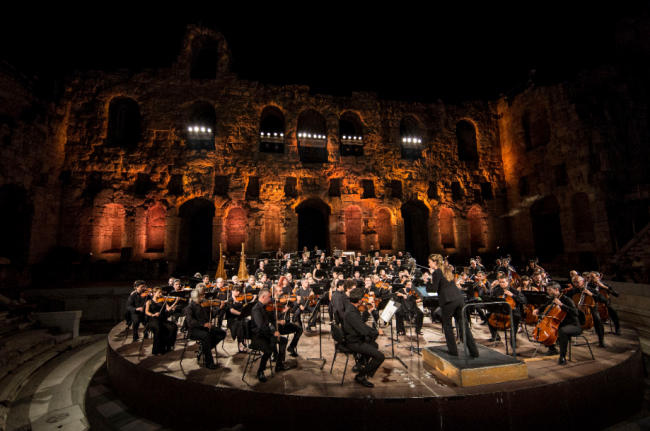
[1,2,648,103]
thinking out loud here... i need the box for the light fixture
[194,127,199,132]
[418,139,422,143]
[261,132,264,136]
[267,132,270,136]
[273,132,277,136]
[188,127,192,132]
[402,138,406,143]
[308,134,312,138]
[280,133,284,137]
[342,135,347,139]
[207,128,211,133]
[200,127,205,132]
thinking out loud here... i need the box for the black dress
[148,301,178,355]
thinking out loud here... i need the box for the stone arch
[225,207,247,253]
[530,195,564,262]
[186,101,216,150]
[376,208,393,250]
[296,198,331,252]
[145,205,166,252]
[401,200,430,263]
[439,207,455,249]
[297,109,328,163]
[260,106,286,153]
[339,111,364,157]
[178,198,215,270]
[399,115,423,159]
[572,193,595,243]
[456,120,479,161]
[467,205,487,252]
[188,32,231,79]
[263,207,281,251]
[106,97,140,147]
[345,205,362,250]
[0,184,33,264]
[100,204,125,253]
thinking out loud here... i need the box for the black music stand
[381,300,407,369]
[306,285,326,369]
[479,295,514,354]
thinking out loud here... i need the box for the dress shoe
[257,371,267,382]
[598,341,608,348]
[352,364,360,373]
[287,347,299,357]
[487,336,501,342]
[275,363,291,372]
[614,330,622,336]
[132,338,140,343]
[544,349,559,356]
[354,375,374,388]
[558,356,567,366]
[207,364,218,370]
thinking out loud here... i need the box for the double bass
[532,293,567,346]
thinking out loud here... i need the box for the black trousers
[293,304,318,327]
[441,297,479,357]
[395,307,424,334]
[488,312,521,344]
[608,306,620,332]
[279,322,303,349]
[253,334,288,372]
[189,327,227,366]
[130,312,148,340]
[345,340,385,378]
[555,324,583,357]
[362,309,380,328]
[591,308,605,342]
[227,318,245,344]
[148,318,178,355]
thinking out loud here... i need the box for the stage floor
[108,316,640,398]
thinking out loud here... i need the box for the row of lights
[402,138,422,143]
[297,133,327,139]
[341,135,363,140]
[260,132,285,137]
[188,126,212,133]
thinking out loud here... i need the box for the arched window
[376,209,392,250]
[572,193,595,243]
[339,111,364,157]
[522,106,551,150]
[456,120,479,161]
[468,207,486,250]
[146,206,166,252]
[297,109,328,163]
[106,97,140,147]
[226,208,247,253]
[264,208,281,251]
[190,37,219,79]
[186,101,216,150]
[101,204,125,253]
[400,115,423,160]
[345,206,362,250]
[439,208,455,249]
[259,106,285,154]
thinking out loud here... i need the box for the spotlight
[267,132,270,136]
[188,127,192,132]
[194,127,198,132]
[402,138,406,142]
[200,127,205,132]
[342,135,346,139]
[273,132,277,136]
[280,133,284,137]
[261,132,264,137]
[207,128,211,133]
[418,139,422,143]
[308,134,312,138]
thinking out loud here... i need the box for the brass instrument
[215,243,227,280]
[237,243,249,280]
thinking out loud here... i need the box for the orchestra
[126,247,625,387]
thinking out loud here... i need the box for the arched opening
[296,198,330,252]
[100,204,125,253]
[260,106,285,154]
[190,37,219,79]
[263,208,281,251]
[0,184,32,264]
[456,120,479,161]
[400,115,423,160]
[522,106,551,151]
[439,208,455,249]
[572,193,595,243]
[146,205,166,252]
[225,208,247,253]
[530,196,564,262]
[186,101,216,150]
[401,200,430,263]
[468,206,487,254]
[376,209,392,250]
[297,109,328,163]
[178,199,215,271]
[106,97,140,147]
[345,206,362,250]
[339,111,364,157]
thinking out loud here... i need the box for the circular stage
[106,319,644,430]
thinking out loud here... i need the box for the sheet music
[380,299,400,323]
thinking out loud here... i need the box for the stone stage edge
[106,318,644,431]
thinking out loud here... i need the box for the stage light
[342,135,347,139]
[194,127,199,132]
[188,127,192,132]
[200,127,205,132]
[402,138,406,143]
[274,132,278,136]
[280,133,284,137]
[267,132,271,136]
[308,134,312,138]
[418,139,422,143]
[207,128,211,133]
[261,132,264,136]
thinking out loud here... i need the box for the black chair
[122,312,132,345]
[180,329,218,369]
[568,332,595,361]
[329,323,353,386]
[241,318,274,380]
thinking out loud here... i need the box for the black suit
[536,295,581,357]
[251,301,287,372]
[343,302,385,378]
[184,301,227,366]
[427,268,479,357]
[126,291,149,341]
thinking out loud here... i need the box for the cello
[532,293,567,346]
[488,290,517,330]
[573,287,595,330]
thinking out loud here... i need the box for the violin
[235,293,254,302]
[156,297,180,303]
[200,299,222,308]
[308,293,320,307]
[140,288,152,298]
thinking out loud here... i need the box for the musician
[487,274,527,346]
[231,276,242,289]
[530,271,546,292]
[202,274,212,287]
[259,273,272,290]
[379,269,389,282]
[371,259,381,275]
[312,263,325,282]
[126,280,150,342]
[493,259,504,274]
[565,276,607,347]
[367,245,375,257]
[352,270,363,285]
[251,289,290,382]
[589,271,621,335]
[519,275,537,291]
[475,257,487,272]
[275,248,284,261]
[293,278,319,332]
[145,287,179,355]
[168,277,175,287]
[362,277,382,326]
[271,284,302,357]
[254,261,266,278]
[467,259,481,277]
[225,285,247,353]
[183,285,227,369]
[332,257,344,275]
[330,280,347,324]
[280,260,293,276]
[427,254,479,357]
[285,272,296,291]
[344,287,385,388]
[302,246,310,259]
[469,272,489,325]
[300,254,311,267]
[533,282,581,365]
[395,280,424,336]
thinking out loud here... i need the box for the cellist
[532,282,580,365]
[487,274,526,346]
[564,276,608,348]
[589,271,621,336]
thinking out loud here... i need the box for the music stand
[380,299,407,369]
[306,285,326,369]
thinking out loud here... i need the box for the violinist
[258,273,272,290]
[362,277,381,326]
[280,259,293,276]
[271,284,302,357]
[244,276,258,295]
[231,275,242,289]
[202,274,212,288]
[331,280,349,325]
[212,278,229,328]
[427,254,479,357]
[284,272,296,291]
[251,289,290,382]
[344,287,385,388]
[183,285,227,369]
[293,278,319,333]
[225,285,247,353]
[168,277,175,287]
[302,246,310,259]
[126,280,150,343]
[254,261,266,278]
[533,282,580,365]
[395,280,424,336]
[565,276,607,347]
[486,274,526,346]
[493,259,504,274]
[530,271,547,292]
[589,271,621,335]
[471,272,489,325]
[145,287,179,355]
[467,259,480,278]
[519,275,537,291]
